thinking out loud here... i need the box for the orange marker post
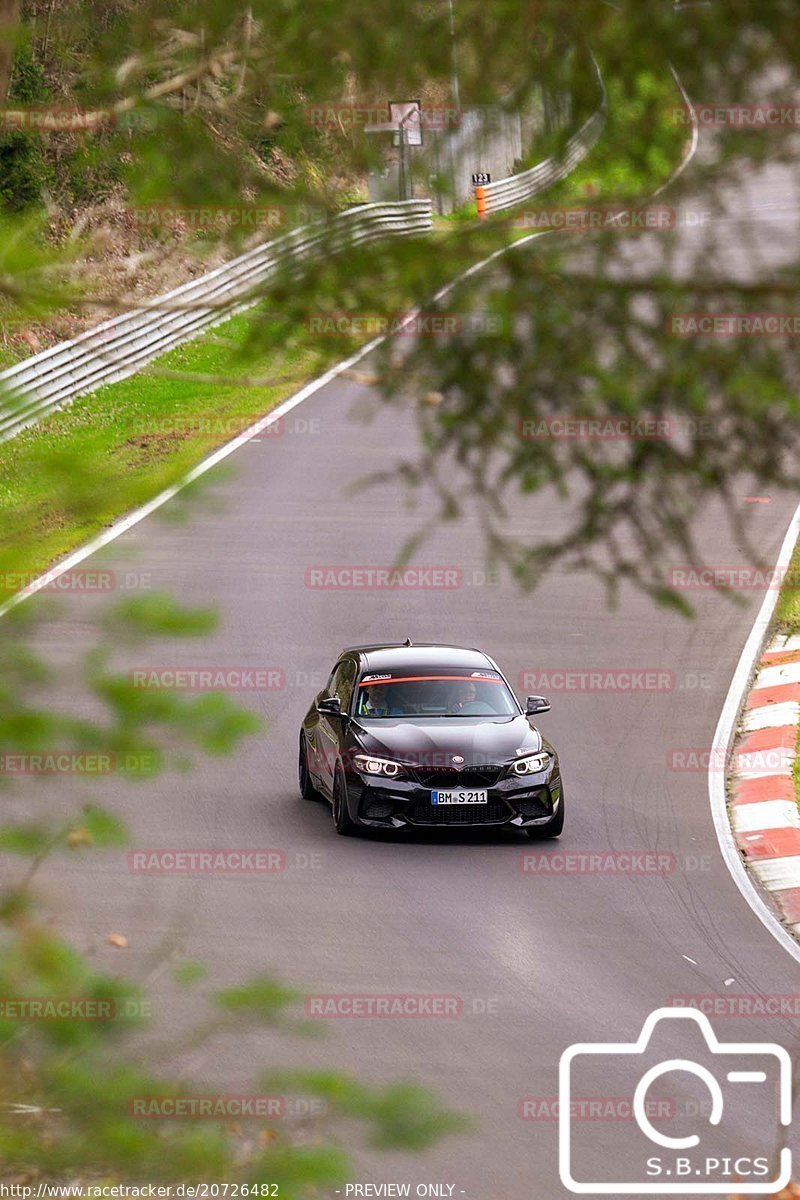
[475,185,487,219]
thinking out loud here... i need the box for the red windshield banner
[359,673,502,687]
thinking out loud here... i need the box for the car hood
[351,714,543,766]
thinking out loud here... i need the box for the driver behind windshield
[450,679,478,713]
[359,682,393,718]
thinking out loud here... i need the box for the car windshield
[355,672,519,718]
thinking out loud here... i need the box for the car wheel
[527,795,564,839]
[332,767,358,836]
[298,733,320,800]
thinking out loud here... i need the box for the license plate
[431,789,488,805]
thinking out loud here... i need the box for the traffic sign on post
[364,102,422,200]
[390,102,422,146]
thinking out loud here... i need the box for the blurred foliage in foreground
[1,0,800,1187]
[0,597,467,1188]
[1,1,799,604]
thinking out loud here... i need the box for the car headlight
[511,751,551,776]
[353,753,405,779]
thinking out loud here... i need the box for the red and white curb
[730,632,800,934]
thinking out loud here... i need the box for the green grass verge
[547,70,687,203]
[0,312,336,588]
[761,539,800,810]
[497,66,689,238]
[773,540,800,636]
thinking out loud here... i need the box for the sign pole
[398,121,406,200]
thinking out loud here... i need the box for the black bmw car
[298,642,563,837]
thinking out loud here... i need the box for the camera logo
[559,1007,791,1193]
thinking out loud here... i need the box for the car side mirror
[317,695,342,716]
[525,695,551,716]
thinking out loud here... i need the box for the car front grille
[406,798,510,825]
[412,766,502,789]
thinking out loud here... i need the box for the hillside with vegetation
[0,1,595,362]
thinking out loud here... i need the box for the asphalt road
[10,146,800,1198]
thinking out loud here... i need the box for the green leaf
[0,824,52,856]
[78,805,129,848]
[103,593,219,640]
[173,961,207,987]
[216,976,299,1021]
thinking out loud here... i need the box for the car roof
[340,643,496,672]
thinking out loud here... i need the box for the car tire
[527,795,564,839]
[298,733,320,800]
[332,767,358,836]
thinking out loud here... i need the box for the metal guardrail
[479,106,607,214]
[0,200,432,443]
[480,67,608,216]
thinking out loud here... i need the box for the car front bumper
[345,768,563,830]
